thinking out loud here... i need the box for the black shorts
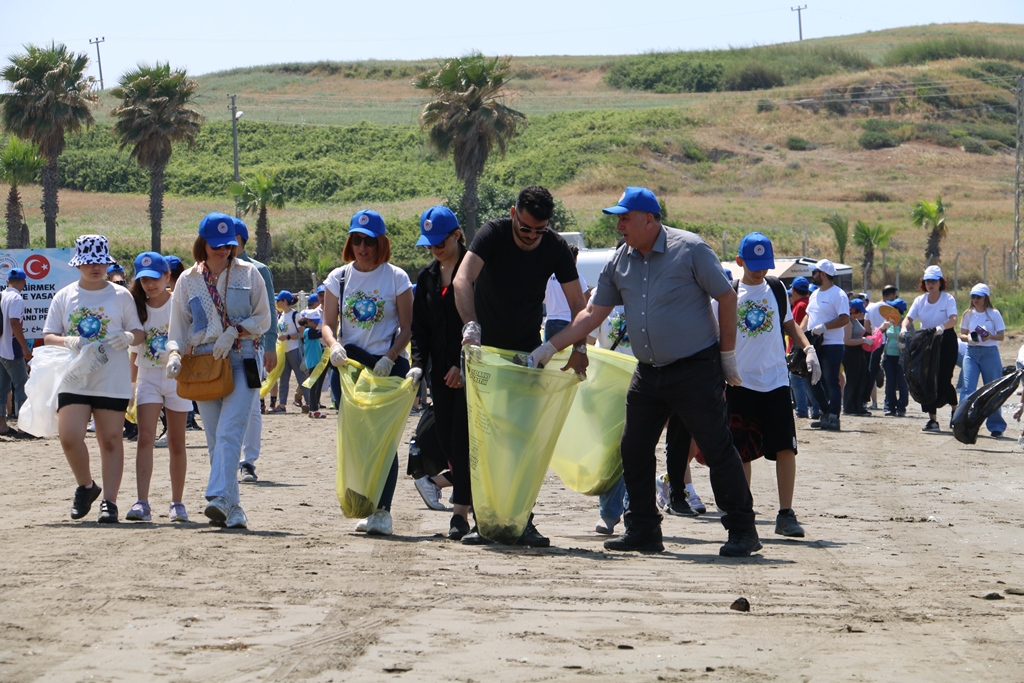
[725,385,797,462]
[57,392,131,413]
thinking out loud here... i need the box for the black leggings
[921,328,959,414]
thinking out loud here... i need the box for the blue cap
[133,252,169,280]
[602,187,661,215]
[233,217,249,243]
[7,268,26,281]
[106,263,125,275]
[165,255,182,270]
[307,293,318,305]
[891,298,907,314]
[723,268,732,280]
[850,298,866,313]
[809,284,819,292]
[276,290,295,304]
[737,232,775,271]
[789,276,811,294]
[417,206,459,247]
[199,212,239,248]
[349,209,386,238]
[316,284,326,294]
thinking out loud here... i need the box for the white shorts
[136,366,192,412]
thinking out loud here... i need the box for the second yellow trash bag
[465,346,580,544]
[550,347,636,496]
[259,340,288,399]
[335,360,418,518]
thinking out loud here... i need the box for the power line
[89,37,106,90]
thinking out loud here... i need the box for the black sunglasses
[349,233,378,247]
[425,231,457,250]
[514,214,548,236]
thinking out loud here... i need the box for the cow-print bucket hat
[68,235,116,267]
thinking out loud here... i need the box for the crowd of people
[0,184,1016,556]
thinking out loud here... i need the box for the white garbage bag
[19,346,75,438]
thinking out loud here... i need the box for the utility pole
[1013,75,1023,280]
[791,6,807,41]
[89,37,105,90]
[229,94,240,183]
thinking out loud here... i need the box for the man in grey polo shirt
[533,187,760,556]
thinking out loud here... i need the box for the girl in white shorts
[125,252,191,523]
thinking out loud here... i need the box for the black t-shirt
[469,217,579,352]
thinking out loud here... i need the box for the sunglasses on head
[349,233,378,247]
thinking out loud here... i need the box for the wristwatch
[572,343,587,355]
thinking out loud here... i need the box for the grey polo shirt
[592,225,730,365]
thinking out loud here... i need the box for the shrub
[785,136,812,151]
[726,64,784,91]
[883,36,1024,66]
[859,131,900,150]
[605,54,724,93]
[962,137,996,155]
[756,98,776,113]
[860,191,893,203]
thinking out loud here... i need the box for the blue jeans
[809,344,844,416]
[598,476,630,524]
[544,318,570,343]
[790,371,809,417]
[882,354,908,414]
[959,345,1007,434]
[0,356,29,418]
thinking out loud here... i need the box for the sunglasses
[349,233,378,247]
[514,214,548,236]
[210,244,234,251]
[426,231,456,250]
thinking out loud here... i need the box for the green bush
[756,98,776,113]
[785,136,812,151]
[962,137,996,155]
[859,131,900,150]
[726,64,785,91]
[883,36,1024,66]
[605,54,724,93]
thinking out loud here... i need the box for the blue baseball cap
[349,209,386,238]
[307,293,318,305]
[849,298,866,313]
[738,232,775,271]
[316,284,326,294]
[165,255,182,270]
[276,290,295,304]
[7,268,26,281]
[134,252,169,280]
[199,212,239,248]
[891,298,907,314]
[417,206,459,247]
[106,263,125,275]
[809,284,819,292]
[789,276,811,294]
[233,217,249,243]
[602,187,661,215]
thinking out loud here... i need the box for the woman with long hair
[124,252,191,522]
[321,210,414,536]
[902,265,959,432]
[165,213,272,528]
[958,283,1007,437]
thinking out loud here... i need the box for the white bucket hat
[68,235,115,267]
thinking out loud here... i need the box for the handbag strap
[201,261,241,351]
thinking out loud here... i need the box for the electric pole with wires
[89,37,105,90]
[791,6,807,41]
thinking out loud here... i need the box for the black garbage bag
[902,329,942,406]
[406,404,449,479]
[951,369,1023,445]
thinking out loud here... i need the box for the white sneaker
[355,517,368,532]
[655,473,671,510]
[204,496,231,526]
[226,505,248,529]
[595,517,618,535]
[414,476,447,511]
[365,509,393,536]
[154,435,168,448]
[169,502,188,522]
[686,489,708,515]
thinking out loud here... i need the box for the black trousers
[842,347,870,413]
[921,328,959,414]
[620,344,755,532]
[430,374,471,507]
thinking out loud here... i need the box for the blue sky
[1,0,1021,82]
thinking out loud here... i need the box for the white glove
[166,351,182,379]
[810,324,826,337]
[804,346,822,385]
[63,336,85,351]
[934,325,944,336]
[529,341,557,369]
[373,355,395,377]
[462,321,482,347]
[212,327,238,360]
[721,350,742,386]
[106,331,134,351]
[330,342,348,367]
[406,367,423,383]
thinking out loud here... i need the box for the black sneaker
[719,527,762,557]
[603,527,664,553]
[922,419,941,433]
[123,423,138,441]
[448,514,470,541]
[97,500,119,523]
[515,520,550,548]
[239,462,258,483]
[665,496,697,517]
[71,482,102,520]
[775,509,805,537]
[461,526,494,545]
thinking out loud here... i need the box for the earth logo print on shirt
[68,307,110,340]
[344,289,385,330]
[278,318,288,333]
[144,326,168,363]
[737,296,774,337]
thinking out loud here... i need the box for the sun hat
[276,290,296,304]
[133,252,169,280]
[789,276,811,294]
[878,304,900,325]
[737,232,775,271]
[69,235,116,267]
[233,217,249,243]
[602,187,661,215]
[923,265,943,280]
[417,206,459,247]
[812,259,836,277]
[849,298,867,313]
[349,209,386,238]
[7,268,26,281]
[970,283,990,297]
[199,212,239,249]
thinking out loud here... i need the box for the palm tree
[229,171,285,262]
[822,212,849,265]
[0,137,44,248]
[911,196,947,265]
[852,220,897,291]
[111,63,201,252]
[414,53,526,241]
[0,43,97,247]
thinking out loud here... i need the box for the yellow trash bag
[302,347,331,389]
[335,359,417,518]
[550,347,636,495]
[465,346,580,544]
[259,340,288,398]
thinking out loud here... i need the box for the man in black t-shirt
[453,185,588,547]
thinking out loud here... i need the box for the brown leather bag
[176,353,233,401]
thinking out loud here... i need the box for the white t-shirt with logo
[544,272,587,322]
[324,263,412,357]
[42,282,143,399]
[907,292,958,330]
[735,280,793,392]
[1,287,26,360]
[131,296,173,369]
[961,307,1004,348]
[805,286,850,346]
[278,308,300,352]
